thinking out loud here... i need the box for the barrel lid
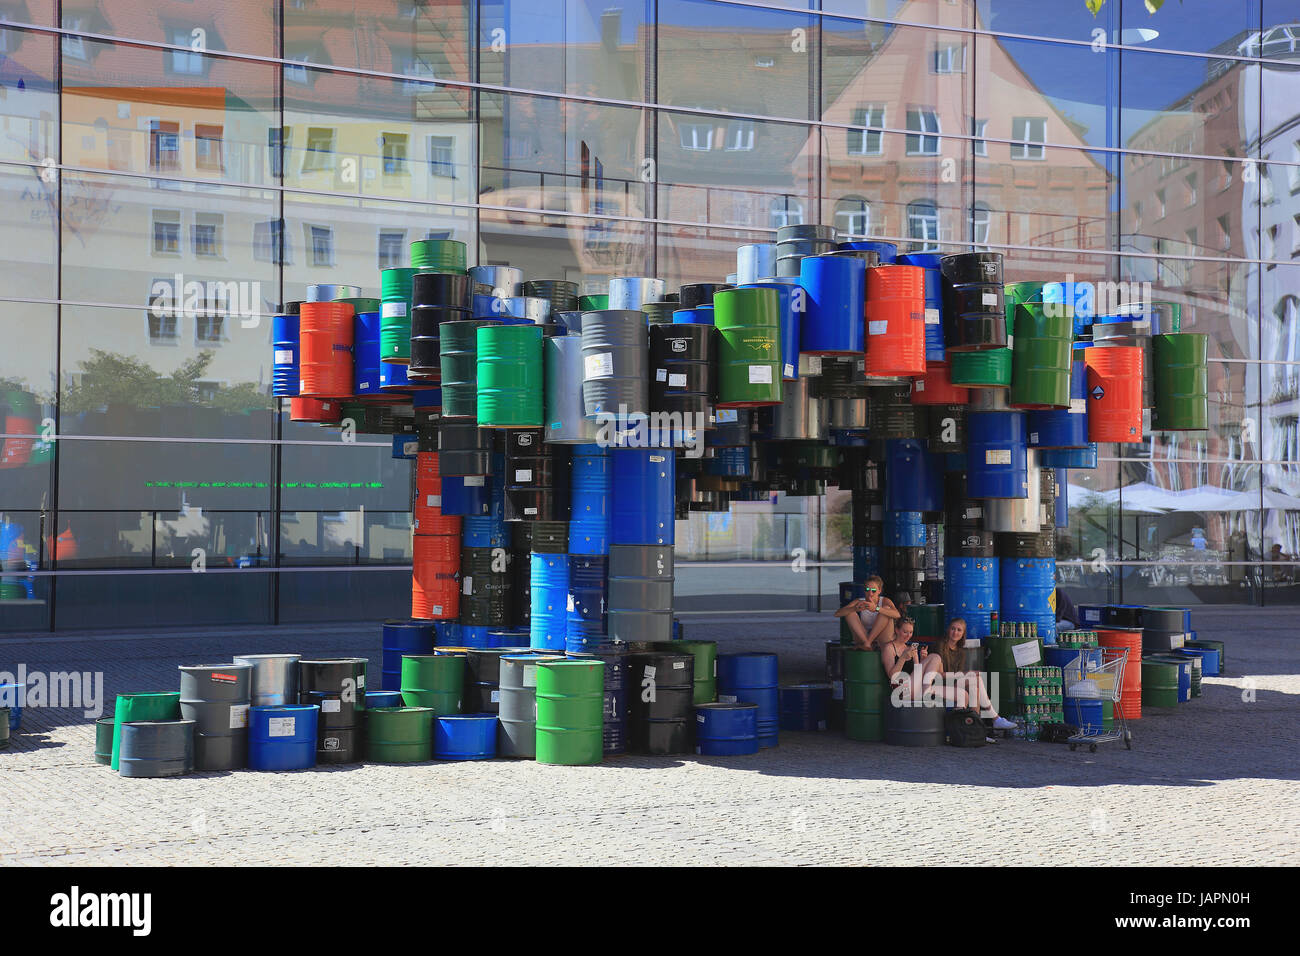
[696,702,758,711]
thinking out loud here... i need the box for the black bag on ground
[944,708,986,747]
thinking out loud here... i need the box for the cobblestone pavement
[1,608,1295,866]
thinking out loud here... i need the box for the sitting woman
[833,575,900,650]
[880,617,927,688]
[931,618,1017,731]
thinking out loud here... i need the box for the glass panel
[282,63,474,204]
[658,109,813,230]
[480,209,652,291]
[279,510,411,565]
[0,303,56,514]
[0,0,55,28]
[54,571,271,628]
[75,1,279,58]
[823,1,975,31]
[660,0,815,120]
[1057,454,1121,606]
[0,510,50,632]
[972,0,1110,46]
[1117,256,1254,363]
[279,419,411,514]
[482,0,649,102]
[286,0,471,79]
[1121,0,1261,58]
[277,567,409,623]
[0,28,58,167]
[658,222,774,287]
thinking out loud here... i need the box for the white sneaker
[992,716,1017,730]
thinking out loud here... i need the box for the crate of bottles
[1056,630,1099,647]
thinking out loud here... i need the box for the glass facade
[1,0,1298,629]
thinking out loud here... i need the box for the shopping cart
[1059,646,1132,753]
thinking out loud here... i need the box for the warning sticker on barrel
[267,717,296,737]
[669,373,687,388]
[229,704,249,729]
[585,352,614,379]
[1091,385,1105,400]
[274,350,294,364]
[868,320,888,336]
[382,302,406,318]
[925,308,940,325]
[321,698,341,713]
[1012,641,1042,667]
[985,449,1012,465]
[748,364,772,384]
[1070,398,1086,414]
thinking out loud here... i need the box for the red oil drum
[298,301,355,398]
[413,452,462,536]
[289,397,342,424]
[1098,628,1142,721]
[1084,345,1142,443]
[412,533,461,620]
[910,360,969,406]
[864,265,926,378]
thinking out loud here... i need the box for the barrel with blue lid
[672,307,713,325]
[1037,443,1097,469]
[1179,643,1219,677]
[569,444,611,554]
[1063,696,1103,734]
[365,690,404,708]
[779,683,831,731]
[610,447,675,546]
[943,557,999,641]
[999,557,1057,644]
[383,618,435,691]
[530,553,569,651]
[885,438,943,513]
[434,714,498,760]
[966,411,1029,498]
[800,254,865,355]
[695,702,759,756]
[717,652,779,749]
[272,313,300,397]
[565,554,608,652]
[898,252,945,360]
[352,310,383,397]
[1027,358,1088,448]
[248,704,319,770]
[840,239,897,263]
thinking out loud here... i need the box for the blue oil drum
[530,553,569,651]
[462,515,508,549]
[1045,645,1103,673]
[898,252,944,361]
[570,444,611,555]
[1054,468,1069,528]
[353,311,383,398]
[1063,697,1103,734]
[779,683,831,731]
[799,254,865,355]
[944,557,999,640]
[565,554,608,653]
[432,620,462,647]
[383,618,435,691]
[568,642,628,755]
[1078,604,1105,627]
[378,358,413,392]
[1028,359,1088,449]
[1043,280,1094,337]
[705,446,750,478]
[460,625,491,649]
[672,307,714,325]
[717,652,779,749]
[610,448,675,546]
[883,510,926,548]
[440,474,491,517]
[392,433,418,459]
[1037,443,1097,469]
[695,702,759,756]
[966,411,1029,498]
[434,714,498,760]
[839,239,897,263]
[1000,557,1057,644]
[1179,645,1219,677]
[738,279,802,380]
[248,705,318,771]
[852,546,880,581]
[885,439,943,513]
[0,683,21,731]
[486,628,525,649]
[272,313,300,397]
[365,690,403,709]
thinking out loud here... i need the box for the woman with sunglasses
[833,575,899,650]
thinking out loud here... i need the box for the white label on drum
[431,605,444,615]
[748,364,772,384]
[982,292,998,306]
[515,469,532,483]
[964,507,982,519]
[1011,640,1042,667]
[403,441,418,456]
[229,704,249,729]
[567,593,576,611]
[806,356,823,375]
[357,674,365,689]
[1069,398,1086,414]
[668,373,687,388]
[655,368,668,382]
[274,349,294,364]
[673,661,686,669]
[715,408,738,423]
[1005,335,1014,349]
[267,717,296,737]
[464,475,486,486]
[382,301,407,318]
[986,449,1012,465]
[462,576,473,594]
[522,665,538,687]
[584,352,614,379]
[719,694,738,704]
[915,380,926,392]
[426,494,440,507]
[784,363,795,378]
[524,507,537,515]
[321,698,341,713]
[925,308,940,325]
[490,690,500,702]
[868,320,889,336]
[1029,431,1038,444]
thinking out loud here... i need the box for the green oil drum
[1152,333,1208,431]
[713,287,783,408]
[380,267,417,363]
[844,649,884,742]
[477,323,543,427]
[400,654,464,715]
[1004,281,1045,308]
[952,295,1013,387]
[1010,302,1073,408]
[1152,300,1181,333]
[986,635,1041,673]
[440,319,497,419]
[410,239,467,273]
[642,640,717,704]
[993,670,1019,714]
[94,717,114,765]
[535,659,604,765]
[1141,658,1180,708]
[110,691,181,770]
[335,296,381,315]
[365,706,435,762]
[578,294,608,311]
[910,603,945,640]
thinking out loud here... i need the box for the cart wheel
[1068,743,1077,751]
[1089,744,1097,753]
[1124,736,1132,751]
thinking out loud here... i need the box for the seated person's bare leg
[845,612,871,649]
[866,614,893,650]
